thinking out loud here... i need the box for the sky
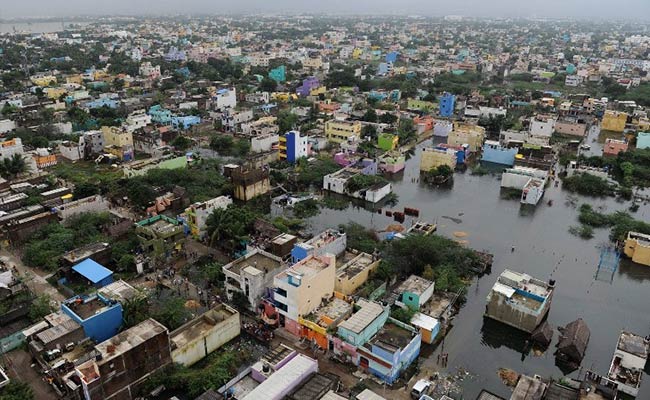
[1,0,649,20]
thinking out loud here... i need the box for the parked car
[411,379,432,399]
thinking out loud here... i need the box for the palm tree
[0,154,30,180]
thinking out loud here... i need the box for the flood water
[306,139,650,399]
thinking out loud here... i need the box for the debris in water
[453,231,468,238]
[497,368,519,386]
[442,215,463,224]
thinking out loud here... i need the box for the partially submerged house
[556,318,590,366]
[511,375,547,400]
[606,331,650,397]
[485,269,555,333]
[500,167,548,206]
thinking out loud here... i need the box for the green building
[377,133,399,151]
[135,215,185,262]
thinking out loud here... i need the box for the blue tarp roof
[72,259,113,284]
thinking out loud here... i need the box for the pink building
[603,138,628,157]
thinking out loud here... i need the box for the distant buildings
[325,120,361,144]
[182,195,233,239]
[135,215,185,262]
[481,140,518,166]
[602,111,628,133]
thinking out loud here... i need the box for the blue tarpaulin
[72,259,113,285]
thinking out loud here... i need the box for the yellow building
[602,110,628,133]
[66,75,84,85]
[624,231,650,266]
[420,147,457,171]
[335,252,380,295]
[271,92,298,102]
[30,75,57,86]
[45,87,68,100]
[309,86,327,96]
[325,120,361,143]
[448,123,486,152]
[352,48,363,59]
[101,126,134,148]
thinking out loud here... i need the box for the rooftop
[62,243,110,264]
[261,344,296,367]
[304,229,346,249]
[628,231,650,247]
[616,331,650,359]
[170,305,238,350]
[280,255,331,282]
[338,299,385,334]
[272,233,296,246]
[306,297,352,327]
[371,322,415,353]
[72,259,113,284]
[98,280,139,302]
[63,295,115,320]
[136,214,182,234]
[511,375,547,400]
[356,389,388,400]
[225,249,282,276]
[243,354,318,400]
[287,373,339,400]
[95,318,167,362]
[497,269,552,299]
[396,275,434,296]
[35,316,81,345]
[337,252,376,280]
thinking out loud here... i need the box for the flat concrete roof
[338,299,384,334]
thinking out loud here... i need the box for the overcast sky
[1,0,649,20]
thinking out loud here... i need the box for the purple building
[296,77,320,97]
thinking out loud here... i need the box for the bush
[562,173,615,196]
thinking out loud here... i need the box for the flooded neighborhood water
[306,139,650,399]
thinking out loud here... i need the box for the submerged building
[624,232,650,266]
[485,269,555,333]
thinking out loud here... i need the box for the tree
[152,295,190,331]
[171,135,193,151]
[122,291,150,328]
[0,381,34,400]
[379,113,398,125]
[361,124,377,139]
[206,205,258,251]
[277,111,298,133]
[363,108,378,123]
[29,294,54,322]
[398,118,417,144]
[259,77,277,92]
[0,154,30,179]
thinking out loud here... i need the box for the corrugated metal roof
[339,299,384,334]
[492,282,515,298]
[243,354,317,400]
[36,319,81,344]
[72,259,112,284]
[356,389,387,400]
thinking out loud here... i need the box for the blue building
[481,140,519,166]
[61,293,123,342]
[84,98,118,109]
[385,52,398,63]
[280,130,309,164]
[358,322,421,384]
[439,92,456,117]
[172,115,201,130]
[149,105,173,125]
[378,62,390,76]
[269,65,286,83]
[72,259,114,288]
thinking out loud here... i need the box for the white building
[222,109,254,132]
[323,168,392,203]
[251,133,279,153]
[565,75,583,87]
[185,195,233,239]
[214,87,237,111]
[139,62,161,80]
[607,332,650,397]
[501,166,548,206]
[222,249,285,310]
[529,116,556,137]
[0,120,16,134]
[58,140,85,161]
[124,110,152,132]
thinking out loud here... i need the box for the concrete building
[71,258,114,289]
[356,322,421,384]
[135,215,185,262]
[420,147,457,171]
[291,229,347,263]
[636,132,650,150]
[74,319,171,400]
[0,119,16,134]
[555,119,587,137]
[501,167,548,206]
[395,275,435,310]
[298,296,353,350]
[224,165,271,202]
[54,195,110,221]
[602,111,628,133]
[279,131,309,163]
[485,269,555,333]
[223,249,285,310]
[123,110,152,132]
[101,126,134,161]
[448,123,485,152]
[139,62,161,79]
[603,138,628,157]
[606,331,650,397]
[61,292,123,343]
[323,168,392,203]
[378,152,405,174]
[243,353,318,400]
[170,305,240,367]
[529,116,556,138]
[273,254,336,336]
[624,231,650,266]
[335,252,380,296]
[433,120,453,138]
[325,120,361,144]
[410,312,440,344]
[439,92,456,118]
[377,133,398,152]
[336,299,390,348]
[182,195,233,239]
[213,87,237,111]
[481,140,518,166]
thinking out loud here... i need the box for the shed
[531,321,553,347]
[410,312,440,344]
[511,375,547,400]
[72,259,114,288]
[556,318,590,364]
